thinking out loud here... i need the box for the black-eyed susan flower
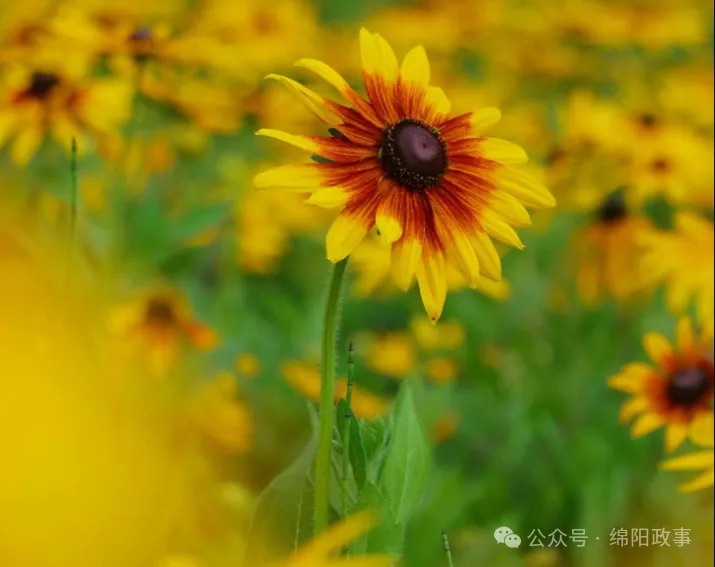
[364,331,417,379]
[255,28,554,322]
[609,318,714,453]
[0,63,132,165]
[660,413,714,493]
[637,211,714,335]
[572,191,656,306]
[110,287,218,376]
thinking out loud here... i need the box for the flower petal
[480,209,525,249]
[631,411,666,438]
[665,422,689,453]
[689,411,714,448]
[488,190,532,227]
[608,371,648,394]
[678,469,715,493]
[471,231,502,280]
[254,163,322,190]
[423,86,451,123]
[391,238,422,291]
[400,45,430,87]
[256,129,319,153]
[492,166,556,208]
[480,138,528,164]
[265,74,340,126]
[676,317,696,353]
[11,126,43,166]
[305,187,349,208]
[416,252,447,323]
[470,107,502,133]
[619,396,649,422]
[326,213,371,262]
[661,450,715,471]
[643,332,675,367]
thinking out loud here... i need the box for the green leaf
[348,483,404,555]
[349,417,368,489]
[243,405,317,565]
[380,381,431,525]
[169,202,232,245]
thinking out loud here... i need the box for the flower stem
[341,342,355,516]
[314,257,348,535]
[442,530,454,567]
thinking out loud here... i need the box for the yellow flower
[431,413,460,444]
[0,63,133,166]
[255,27,554,322]
[281,361,390,419]
[425,357,459,383]
[235,352,262,378]
[660,412,714,493]
[349,233,512,301]
[186,371,253,455]
[410,317,465,351]
[278,511,393,567]
[608,318,714,453]
[637,212,714,335]
[110,287,218,377]
[365,332,417,378]
[571,192,656,306]
[0,220,221,567]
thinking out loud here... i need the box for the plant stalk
[314,257,348,534]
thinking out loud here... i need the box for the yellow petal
[665,423,689,453]
[678,469,715,493]
[255,129,319,153]
[492,166,555,209]
[373,33,399,83]
[661,450,714,471]
[400,45,430,86]
[375,209,403,244]
[305,187,349,208]
[359,28,380,76]
[391,238,422,290]
[618,396,649,422]
[643,332,674,366]
[254,164,322,190]
[475,277,511,300]
[416,252,447,323]
[326,214,371,262]
[470,107,502,133]
[631,412,666,438]
[488,190,532,227]
[676,317,696,353]
[480,138,528,164]
[444,231,480,288]
[289,511,378,561]
[11,126,44,167]
[480,210,525,249]
[424,86,451,117]
[295,58,353,99]
[689,412,714,447]
[265,74,340,126]
[608,371,647,394]
[471,231,502,280]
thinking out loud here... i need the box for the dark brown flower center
[651,159,670,173]
[145,299,176,326]
[597,192,627,224]
[130,26,153,42]
[380,118,447,190]
[639,113,658,129]
[666,366,713,407]
[25,72,60,100]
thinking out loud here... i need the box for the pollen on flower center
[597,193,627,224]
[380,118,447,190]
[666,366,713,406]
[25,72,60,100]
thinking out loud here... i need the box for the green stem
[314,257,349,535]
[341,342,355,516]
[442,530,454,567]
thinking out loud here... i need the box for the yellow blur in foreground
[0,228,213,567]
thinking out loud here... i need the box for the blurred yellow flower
[236,352,262,378]
[365,332,417,378]
[431,413,460,444]
[425,357,459,383]
[281,360,390,419]
[110,286,219,377]
[0,63,133,165]
[410,317,466,351]
[609,317,714,453]
[637,211,714,335]
[0,223,222,567]
[186,371,253,455]
[571,192,656,306]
